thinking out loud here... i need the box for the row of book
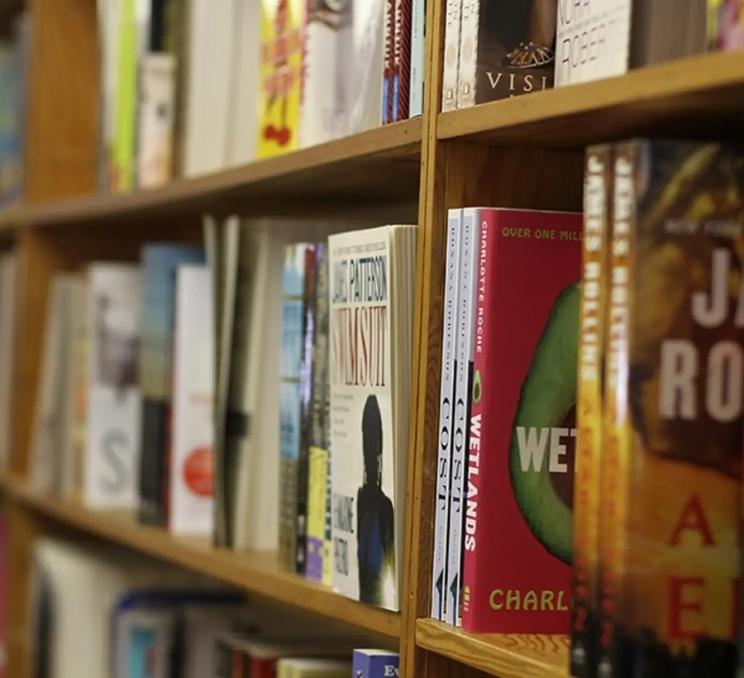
[31,536,399,678]
[0,12,28,206]
[98,0,426,192]
[431,140,743,678]
[442,0,744,110]
[29,221,418,612]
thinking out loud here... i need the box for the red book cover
[393,0,411,120]
[250,657,277,678]
[462,207,582,633]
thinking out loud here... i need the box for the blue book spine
[352,650,400,677]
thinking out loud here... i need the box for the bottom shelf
[415,618,569,678]
[4,474,400,639]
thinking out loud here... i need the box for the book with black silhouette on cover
[328,224,417,610]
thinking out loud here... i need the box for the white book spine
[554,0,632,86]
[445,207,479,626]
[170,265,215,537]
[430,210,461,620]
[455,0,478,109]
[440,0,462,112]
[84,265,142,509]
[408,0,425,117]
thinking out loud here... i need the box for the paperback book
[462,208,582,633]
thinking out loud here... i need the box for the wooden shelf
[438,51,744,147]
[415,619,569,678]
[4,475,400,639]
[0,118,422,231]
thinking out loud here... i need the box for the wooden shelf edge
[415,619,569,678]
[0,119,422,230]
[4,474,401,639]
[437,51,744,146]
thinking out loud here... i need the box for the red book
[461,207,582,633]
[382,0,395,123]
[393,0,411,120]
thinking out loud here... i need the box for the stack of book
[442,0,743,111]
[29,221,418,612]
[30,536,399,678]
[97,0,426,189]
[430,140,743,678]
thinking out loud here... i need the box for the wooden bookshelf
[4,0,744,676]
[415,620,569,678]
[4,475,400,639]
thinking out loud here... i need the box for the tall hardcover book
[257,0,305,157]
[139,244,205,526]
[440,0,462,111]
[279,244,313,569]
[169,265,215,537]
[348,0,385,134]
[571,146,613,678]
[295,247,318,573]
[598,140,742,678]
[382,0,395,123]
[458,0,556,108]
[306,244,330,582]
[554,0,707,86]
[393,0,412,119]
[431,210,462,620]
[329,225,417,611]
[84,264,141,509]
[462,208,582,633]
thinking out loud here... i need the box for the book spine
[430,209,462,620]
[455,0,477,109]
[393,0,412,120]
[460,208,493,627]
[295,247,317,574]
[597,142,636,678]
[445,207,479,626]
[571,144,612,678]
[408,0,425,117]
[440,0,462,111]
[382,0,396,124]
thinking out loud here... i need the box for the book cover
[352,649,399,677]
[445,208,479,627]
[431,209,462,620]
[300,0,350,146]
[408,0,425,117]
[440,0,462,111]
[462,208,582,633]
[279,244,311,569]
[306,244,330,582]
[257,0,305,157]
[554,1,631,86]
[714,0,744,50]
[296,246,318,573]
[458,0,555,108]
[393,0,412,119]
[169,265,215,537]
[347,0,385,135]
[571,145,612,678]
[598,140,742,678]
[139,244,205,526]
[84,264,141,510]
[329,226,416,610]
[277,658,351,678]
[137,53,175,189]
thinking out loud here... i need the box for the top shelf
[0,118,422,232]
[438,51,744,147]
